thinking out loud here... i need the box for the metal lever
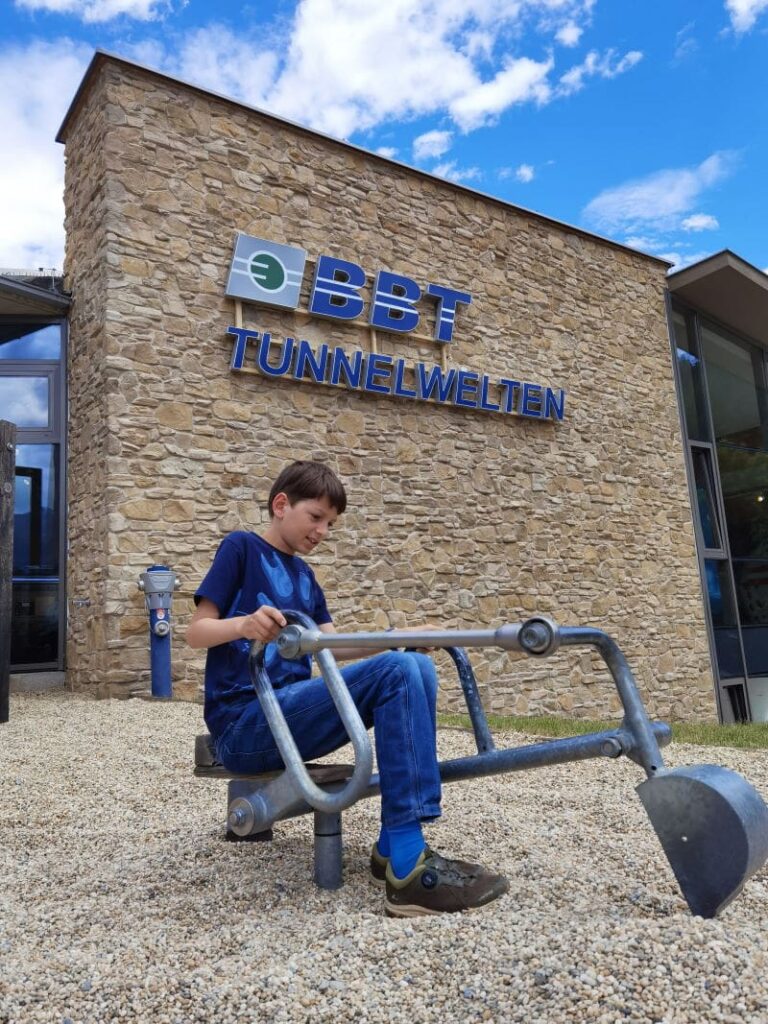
[248,611,373,815]
[275,617,560,659]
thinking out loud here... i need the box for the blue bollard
[137,564,180,699]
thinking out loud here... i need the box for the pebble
[2,691,768,1023]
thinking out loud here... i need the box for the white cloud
[558,48,643,96]
[515,163,535,182]
[99,2,615,143]
[449,55,553,130]
[725,0,768,32]
[0,39,90,269]
[681,213,719,231]
[432,161,482,183]
[659,250,713,271]
[375,146,398,159]
[583,152,738,234]
[412,129,452,161]
[673,22,698,62]
[243,0,594,136]
[624,235,661,252]
[556,22,582,46]
[15,0,170,22]
[132,25,278,108]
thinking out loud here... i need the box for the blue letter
[426,284,472,343]
[393,359,417,398]
[330,347,363,388]
[455,370,479,408]
[257,333,295,377]
[479,375,500,412]
[364,353,394,394]
[417,363,457,404]
[521,382,543,418]
[499,378,520,414]
[370,271,420,333]
[294,340,329,382]
[227,326,259,370]
[545,388,566,421]
[309,255,366,320]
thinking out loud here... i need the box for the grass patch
[437,712,768,750]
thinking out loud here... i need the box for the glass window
[14,444,59,576]
[672,310,709,441]
[733,561,768,679]
[0,323,61,360]
[701,323,768,448]
[11,581,59,665]
[716,445,768,558]
[0,375,49,429]
[705,559,745,680]
[691,447,722,549]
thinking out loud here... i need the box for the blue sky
[1,0,766,274]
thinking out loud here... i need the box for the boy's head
[267,461,347,518]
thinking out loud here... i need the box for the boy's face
[269,494,339,556]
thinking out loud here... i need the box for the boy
[188,460,508,916]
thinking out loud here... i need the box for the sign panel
[226,235,307,309]
[223,234,567,422]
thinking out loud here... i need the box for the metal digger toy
[195,612,768,918]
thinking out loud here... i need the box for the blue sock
[376,827,391,858]
[388,821,426,879]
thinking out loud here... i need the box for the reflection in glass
[0,323,61,360]
[691,447,722,549]
[672,310,709,441]
[732,559,768,689]
[0,376,49,428]
[705,559,744,680]
[733,561,768,628]
[701,323,768,448]
[10,581,58,665]
[13,444,59,576]
[717,445,768,558]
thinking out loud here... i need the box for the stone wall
[61,56,716,720]
[62,70,112,692]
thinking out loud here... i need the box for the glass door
[0,322,65,671]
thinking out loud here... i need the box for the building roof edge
[57,50,671,269]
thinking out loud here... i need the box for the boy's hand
[399,622,441,652]
[238,606,287,643]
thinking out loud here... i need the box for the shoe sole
[384,890,506,918]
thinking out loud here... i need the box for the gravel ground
[2,691,768,1024]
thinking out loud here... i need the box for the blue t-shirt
[194,531,332,738]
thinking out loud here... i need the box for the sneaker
[385,849,509,917]
[370,843,389,885]
[371,843,488,885]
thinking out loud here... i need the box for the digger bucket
[637,764,768,918]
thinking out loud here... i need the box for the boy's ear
[271,491,290,518]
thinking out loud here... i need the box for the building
[3,51,767,723]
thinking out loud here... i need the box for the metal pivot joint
[137,564,181,699]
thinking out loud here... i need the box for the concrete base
[10,671,66,693]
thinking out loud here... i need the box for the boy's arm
[187,598,287,649]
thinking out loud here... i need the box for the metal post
[313,811,343,890]
[0,421,16,725]
[137,564,180,699]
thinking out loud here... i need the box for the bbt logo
[226,235,307,309]
[225,233,471,343]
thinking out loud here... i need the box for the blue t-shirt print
[194,531,332,738]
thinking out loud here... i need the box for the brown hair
[267,461,347,516]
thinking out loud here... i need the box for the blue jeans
[216,652,442,828]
